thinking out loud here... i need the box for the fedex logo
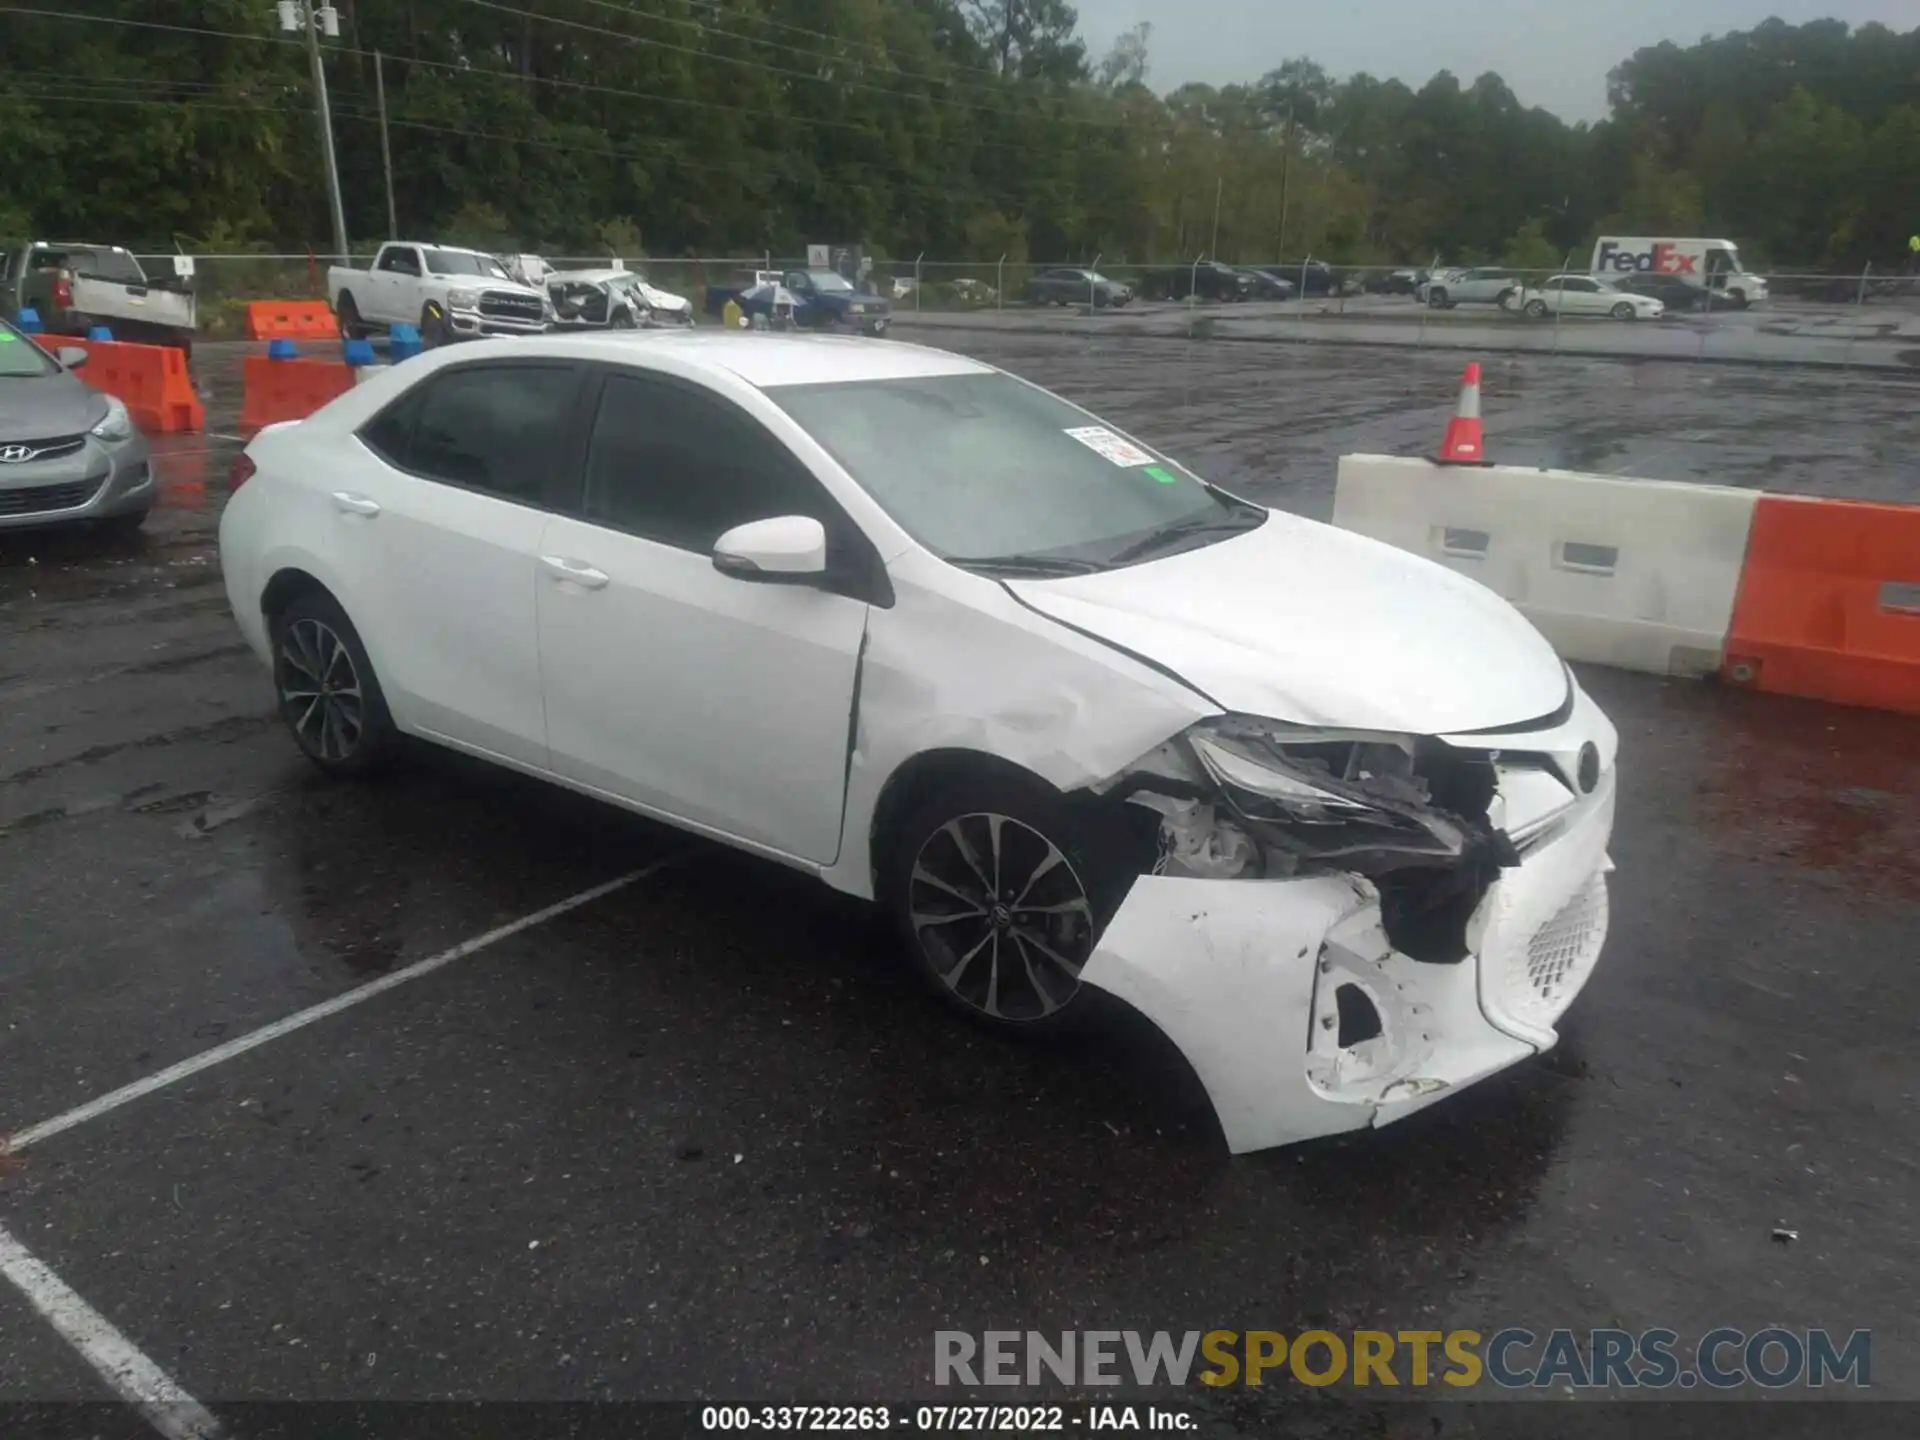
[1596,242,1697,276]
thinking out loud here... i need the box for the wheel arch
[867,747,1062,900]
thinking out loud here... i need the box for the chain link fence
[134,250,1920,367]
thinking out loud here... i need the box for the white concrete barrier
[1332,455,1760,676]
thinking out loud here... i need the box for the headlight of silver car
[89,395,133,443]
[447,292,478,312]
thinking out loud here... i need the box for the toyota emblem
[0,444,36,464]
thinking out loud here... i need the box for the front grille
[477,290,546,321]
[0,434,86,465]
[1493,872,1610,1031]
[0,479,102,516]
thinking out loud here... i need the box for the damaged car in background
[217,333,1616,1155]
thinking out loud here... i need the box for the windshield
[0,324,58,377]
[767,372,1262,571]
[806,270,854,293]
[607,272,651,291]
[424,249,510,280]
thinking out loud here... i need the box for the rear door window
[367,363,581,506]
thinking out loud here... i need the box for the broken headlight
[1188,720,1489,870]
[1116,717,1512,885]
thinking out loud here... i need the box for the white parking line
[0,1221,222,1439]
[4,858,680,1153]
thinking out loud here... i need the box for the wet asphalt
[1,336,1917,1433]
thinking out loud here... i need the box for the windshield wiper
[947,553,1106,578]
[1104,508,1267,566]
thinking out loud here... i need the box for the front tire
[1427,288,1449,309]
[420,302,450,348]
[1525,298,1550,319]
[271,591,397,777]
[96,505,150,538]
[1611,301,1635,320]
[336,292,367,340]
[883,773,1134,1036]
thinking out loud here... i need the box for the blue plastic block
[342,337,377,368]
[266,338,298,360]
[16,307,42,333]
[387,323,422,361]
[87,325,114,341]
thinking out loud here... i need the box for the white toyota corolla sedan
[219,332,1617,1153]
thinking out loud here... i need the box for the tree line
[0,2,1914,272]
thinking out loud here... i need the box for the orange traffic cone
[1436,362,1487,465]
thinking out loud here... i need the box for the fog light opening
[1334,983,1383,1048]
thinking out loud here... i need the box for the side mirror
[713,515,828,582]
[57,346,88,369]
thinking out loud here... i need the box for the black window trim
[353,357,594,513]
[570,362,894,608]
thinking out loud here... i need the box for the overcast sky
[1070,1,1919,122]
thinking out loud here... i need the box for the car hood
[1004,512,1568,734]
[634,283,690,310]
[442,276,541,296]
[0,370,107,443]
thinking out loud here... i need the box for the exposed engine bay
[1098,715,1585,964]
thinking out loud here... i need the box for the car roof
[485,331,993,388]
[550,269,626,283]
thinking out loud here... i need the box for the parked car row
[330,242,700,347]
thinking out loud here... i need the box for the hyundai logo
[0,444,40,464]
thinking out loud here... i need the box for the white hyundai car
[219,333,1617,1153]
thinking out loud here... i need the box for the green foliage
[1502,218,1563,272]
[0,6,1911,269]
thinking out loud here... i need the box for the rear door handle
[540,555,609,589]
[332,491,380,517]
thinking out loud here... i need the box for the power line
[569,0,1003,95]
[1,4,1135,158]
[1,4,1129,216]
[0,5,302,48]
[458,0,1125,131]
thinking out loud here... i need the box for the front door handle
[540,555,609,589]
[332,491,381,517]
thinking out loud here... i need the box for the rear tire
[270,590,397,778]
[336,292,367,340]
[881,771,1138,1038]
[1428,288,1449,308]
[1525,298,1549,319]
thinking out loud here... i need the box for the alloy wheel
[908,812,1096,1022]
[279,617,365,762]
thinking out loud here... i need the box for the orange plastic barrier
[35,335,204,434]
[245,300,342,341]
[1723,495,1920,716]
[238,355,357,435]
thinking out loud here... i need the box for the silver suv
[1422,267,1521,310]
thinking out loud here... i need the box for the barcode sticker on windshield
[1064,426,1155,467]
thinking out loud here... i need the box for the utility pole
[1209,174,1223,258]
[374,50,398,239]
[1277,104,1294,260]
[278,1,350,264]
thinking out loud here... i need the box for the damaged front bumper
[1078,769,1615,1154]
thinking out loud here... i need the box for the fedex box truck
[1591,238,1769,308]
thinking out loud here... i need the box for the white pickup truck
[329,242,550,346]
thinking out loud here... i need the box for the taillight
[228,453,257,491]
[53,270,72,309]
